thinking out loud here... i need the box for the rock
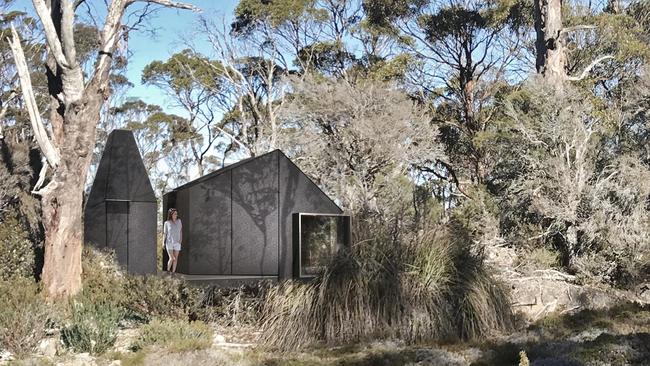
[507,271,628,322]
[414,348,466,366]
[569,328,606,343]
[213,334,227,344]
[69,352,96,366]
[109,360,122,366]
[0,350,14,364]
[37,337,59,357]
[113,328,139,353]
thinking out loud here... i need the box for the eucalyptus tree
[278,76,442,215]
[8,0,198,298]
[501,79,650,281]
[363,0,528,195]
[142,49,226,177]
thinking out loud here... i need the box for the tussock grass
[261,218,514,350]
[132,319,213,353]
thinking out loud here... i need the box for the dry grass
[131,319,213,353]
[0,278,50,357]
[260,218,514,350]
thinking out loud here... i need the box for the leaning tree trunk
[533,0,566,83]
[41,88,103,297]
[10,0,198,299]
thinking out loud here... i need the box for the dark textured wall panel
[173,188,191,273]
[279,155,343,278]
[84,202,106,248]
[161,192,173,271]
[106,201,129,266]
[231,152,279,275]
[128,202,157,274]
[104,131,156,202]
[85,129,157,275]
[187,171,232,275]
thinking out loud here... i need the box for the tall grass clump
[61,297,124,355]
[0,278,50,357]
[260,217,514,350]
[261,226,403,349]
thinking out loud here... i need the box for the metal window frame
[292,212,351,279]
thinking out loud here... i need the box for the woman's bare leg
[172,250,180,273]
[167,247,175,272]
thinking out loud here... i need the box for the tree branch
[0,91,16,140]
[126,0,200,12]
[60,0,78,66]
[560,25,597,37]
[32,0,69,68]
[8,25,60,167]
[567,55,615,81]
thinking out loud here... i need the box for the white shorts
[166,243,181,251]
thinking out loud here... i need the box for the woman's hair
[167,208,178,221]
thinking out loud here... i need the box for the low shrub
[122,275,196,322]
[515,247,560,273]
[61,298,124,355]
[132,319,213,352]
[0,211,35,280]
[80,247,128,307]
[81,247,196,323]
[194,284,268,325]
[0,278,50,356]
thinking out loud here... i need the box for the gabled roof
[167,149,280,193]
[87,129,156,207]
[166,149,342,212]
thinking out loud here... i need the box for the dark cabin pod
[162,150,346,279]
[84,129,157,274]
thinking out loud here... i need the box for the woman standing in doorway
[163,208,182,274]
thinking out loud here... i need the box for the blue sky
[122,0,238,108]
[11,0,239,114]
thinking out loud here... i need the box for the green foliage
[80,247,197,323]
[233,0,323,33]
[132,319,213,353]
[122,275,198,323]
[141,49,224,93]
[79,247,128,307]
[516,247,561,272]
[296,41,355,75]
[419,6,486,41]
[0,210,35,280]
[0,278,49,357]
[61,298,124,355]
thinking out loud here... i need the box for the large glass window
[295,214,350,277]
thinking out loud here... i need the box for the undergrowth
[260,217,514,350]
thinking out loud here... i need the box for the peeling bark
[11,0,198,299]
[534,0,566,84]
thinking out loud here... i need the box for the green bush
[81,247,200,324]
[515,247,560,272]
[122,275,195,322]
[132,319,213,352]
[0,211,35,280]
[0,278,50,356]
[80,247,128,307]
[61,298,124,355]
